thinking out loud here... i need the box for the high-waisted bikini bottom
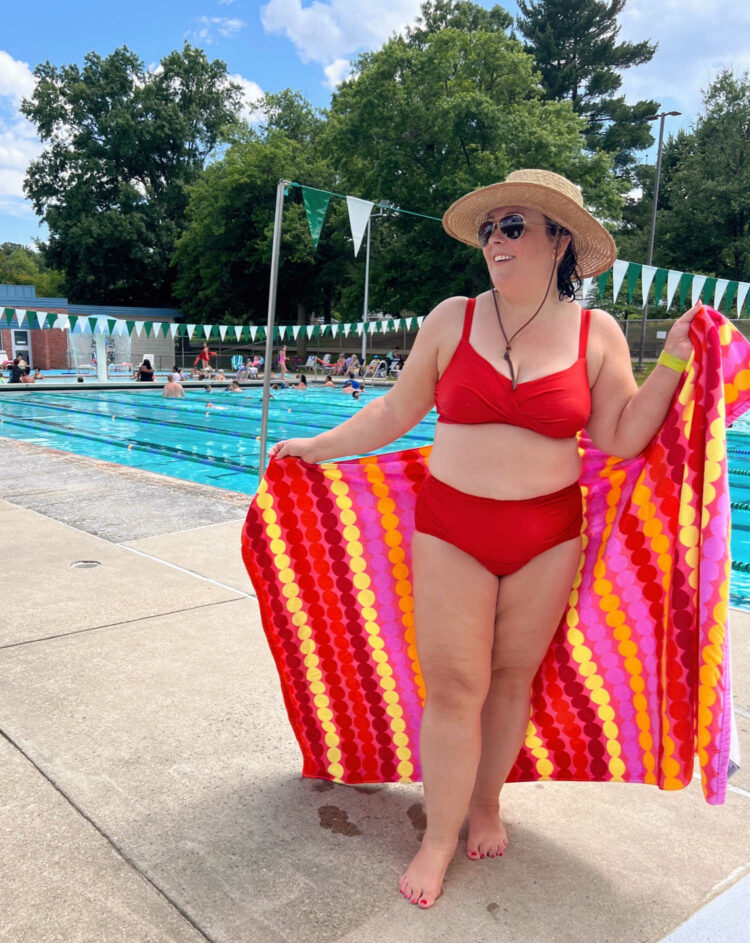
[414,475,583,576]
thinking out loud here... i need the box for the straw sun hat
[442,169,617,278]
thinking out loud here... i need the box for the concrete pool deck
[1,438,749,943]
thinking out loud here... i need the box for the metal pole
[638,111,679,368]
[258,179,289,469]
[361,217,371,364]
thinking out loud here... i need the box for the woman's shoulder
[421,295,471,332]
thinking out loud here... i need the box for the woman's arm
[270,299,460,462]
[585,303,699,459]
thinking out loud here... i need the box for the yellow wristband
[657,349,689,374]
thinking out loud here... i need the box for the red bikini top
[434,298,592,438]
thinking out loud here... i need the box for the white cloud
[261,0,421,81]
[0,50,35,104]
[186,16,246,45]
[617,0,750,129]
[229,73,265,123]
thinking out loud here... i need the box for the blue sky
[1,0,747,249]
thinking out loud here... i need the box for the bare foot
[466,804,508,860]
[399,836,457,908]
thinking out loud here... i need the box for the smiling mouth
[493,254,513,262]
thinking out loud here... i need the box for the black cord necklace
[490,240,560,391]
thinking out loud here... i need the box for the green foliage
[517,0,658,175]
[618,70,750,280]
[21,44,242,306]
[323,18,620,313]
[0,243,65,297]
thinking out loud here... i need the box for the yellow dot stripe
[523,714,554,780]
[255,478,346,782]
[322,463,416,783]
[569,471,626,782]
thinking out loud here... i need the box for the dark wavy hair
[545,217,582,301]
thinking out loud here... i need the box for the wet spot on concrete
[487,902,500,920]
[407,803,426,839]
[312,780,335,793]
[318,805,362,837]
[353,784,383,795]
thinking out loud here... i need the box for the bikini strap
[461,298,476,341]
[578,308,591,359]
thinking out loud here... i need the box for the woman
[278,345,287,382]
[137,358,154,381]
[268,169,696,908]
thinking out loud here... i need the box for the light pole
[638,110,681,369]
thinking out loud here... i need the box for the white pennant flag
[306,325,315,338]
[53,314,67,330]
[278,325,286,340]
[331,324,339,337]
[354,322,363,335]
[170,324,179,338]
[219,325,228,341]
[201,324,211,339]
[343,324,351,336]
[713,279,729,311]
[611,259,629,303]
[96,317,108,334]
[666,270,682,310]
[116,320,127,337]
[582,277,593,302]
[80,319,92,334]
[234,326,243,341]
[186,324,196,339]
[736,282,750,319]
[380,320,390,333]
[133,322,143,337]
[16,309,27,326]
[691,275,707,306]
[249,326,257,340]
[368,322,378,334]
[417,316,425,328]
[640,265,658,306]
[346,196,374,257]
[289,325,299,339]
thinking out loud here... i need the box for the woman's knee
[487,663,537,699]
[423,664,491,713]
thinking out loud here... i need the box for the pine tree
[517,0,658,176]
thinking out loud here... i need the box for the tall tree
[618,70,750,280]
[21,44,242,306]
[0,243,65,298]
[516,0,658,176]
[324,13,620,314]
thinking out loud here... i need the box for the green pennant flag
[126,320,135,336]
[68,315,78,332]
[178,324,187,337]
[652,269,668,305]
[160,322,168,337]
[143,321,153,337]
[107,319,116,334]
[678,273,693,310]
[724,282,738,315]
[626,262,642,304]
[302,187,331,250]
[701,277,717,306]
[597,270,612,297]
[26,311,39,329]
[88,317,97,333]
[4,308,14,324]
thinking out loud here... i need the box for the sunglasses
[477,213,564,247]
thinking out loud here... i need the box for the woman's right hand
[268,437,320,462]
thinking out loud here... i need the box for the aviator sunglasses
[477,213,563,247]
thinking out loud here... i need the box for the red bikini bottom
[414,475,583,576]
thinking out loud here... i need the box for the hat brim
[442,181,616,278]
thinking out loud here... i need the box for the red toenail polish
[420,899,428,905]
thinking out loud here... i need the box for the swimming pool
[0,387,436,494]
[4,387,750,609]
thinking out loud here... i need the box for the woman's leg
[466,536,582,859]
[399,531,500,908]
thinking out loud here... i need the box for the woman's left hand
[664,301,702,361]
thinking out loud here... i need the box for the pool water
[4,388,750,609]
[0,387,436,494]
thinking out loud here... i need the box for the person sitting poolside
[215,369,226,381]
[33,368,44,381]
[163,379,185,399]
[19,366,34,384]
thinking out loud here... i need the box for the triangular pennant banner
[736,283,750,319]
[679,273,693,310]
[16,309,27,326]
[652,269,668,306]
[702,277,717,307]
[343,324,351,336]
[108,319,117,335]
[278,326,286,340]
[691,275,707,306]
[640,265,658,306]
[250,326,258,341]
[346,196,374,257]
[219,325,228,341]
[368,322,378,334]
[666,270,682,309]
[234,326,243,341]
[124,320,133,336]
[187,324,196,339]
[331,324,339,337]
[302,187,331,250]
[306,325,315,338]
[611,260,629,303]
[714,279,729,311]
[597,270,611,297]
[144,321,153,337]
[626,262,642,303]
[582,277,593,301]
[80,319,91,334]
[134,322,143,337]
[177,324,187,337]
[170,324,179,338]
[417,316,425,327]
[723,282,738,316]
